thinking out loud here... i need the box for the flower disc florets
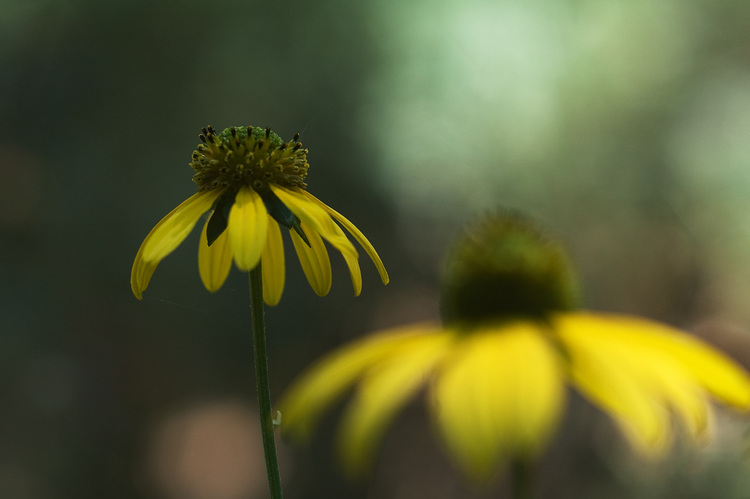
[190,125,309,195]
[441,213,580,324]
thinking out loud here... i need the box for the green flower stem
[511,459,532,499]
[248,265,283,498]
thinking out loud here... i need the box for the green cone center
[440,213,580,324]
[190,125,309,194]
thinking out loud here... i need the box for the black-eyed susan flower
[279,213,750,482]
[131,125,388,305]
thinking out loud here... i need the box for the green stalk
[511,459,532,499]
[249,265,283,498]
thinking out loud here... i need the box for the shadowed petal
[432,323,565,480]
[228,187,268,271]
[279,324,443,442]
[302,191,389,285]
[261,218,285,306]
[291,224,332,296]
[198,216,233,292]
[270,185,357,260]
[131,190,221,298]
[338,331,454,476]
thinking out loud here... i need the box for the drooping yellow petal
[198,216,233,293]
[140,190,221,263]
[130,258,158,300]
[302,191,389,285]
[578,327,709,440]
[261,218,285,306]
[667,341,750,409]
[290,224,332,296]
[432,323,565,480]
[646,364,710,439]
[279,324,442,442]
[555,311,750,447]
[338,331,455,476]
[554,313,679,455]
[270,185,358,260]
[228,187,268,271]
[327,217,363,295]
[564,312,750,410]
[131,189,221,299]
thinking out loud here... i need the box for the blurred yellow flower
[279,214,750,480]
[131,125,388,305]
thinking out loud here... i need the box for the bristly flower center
[190,125,309,194]
[440,213,580,325]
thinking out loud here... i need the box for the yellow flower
[278,214,750,480]
[131,126,389,305]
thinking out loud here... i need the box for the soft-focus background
[4,0,750,497]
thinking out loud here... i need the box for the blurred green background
[4,0,750,497]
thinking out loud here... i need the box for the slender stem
[248,265,283,498]
[511,459,532,499]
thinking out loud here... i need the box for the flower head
[279,213,750,480]
[131,126,388,305]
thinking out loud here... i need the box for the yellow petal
[302,191,389,285]
[270,185,358,260]
[228,187,268,271]
[261,218,285,306]
[556,311,750,447]
[198,216,233,293]
[338,331,454,476]
[327,217,362,295]
[576,312,750,410]
[130,258,158,300]
[432,323,565,481]
[290,224,332,296]
[554,312,681,455]
[131,190,221,299]
[140,190,221,263]
[279,324,442,442]
[651,369,710,439]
